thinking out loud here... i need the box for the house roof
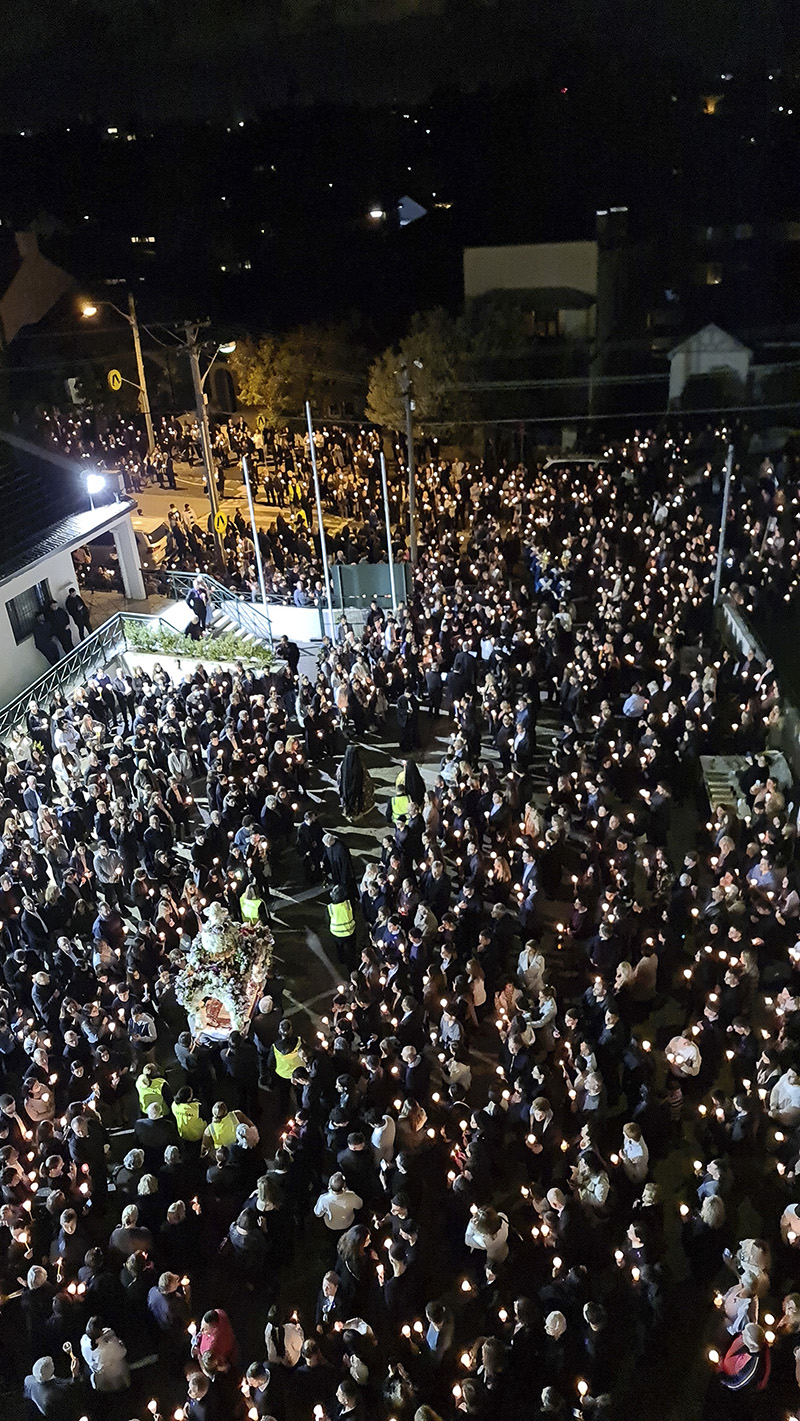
[471,285,595,310]
[669,322,753,360]
[0,498,137,590]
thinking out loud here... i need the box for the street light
[86,472,106,509]
[81,294,155,455]
[183,328,236,571]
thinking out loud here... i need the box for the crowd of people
[32,409,484,606]
[3,414,800,1421]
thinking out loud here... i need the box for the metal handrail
[160,569,275,648]
[0,615,129,741]
[0,609,270,744]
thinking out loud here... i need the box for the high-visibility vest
[328,900,355,937]
[273,1040,304,1079]
[391,794,410,823]
[241,893,263,923]
[206,1112,238,1149]
[136,1074,167,1113]
[172,1099,207,1141]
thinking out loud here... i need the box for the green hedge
[122,618,274,669]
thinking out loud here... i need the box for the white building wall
[463,241,599,301]
[0,549,80,703]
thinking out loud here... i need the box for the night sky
[0,0,796,124]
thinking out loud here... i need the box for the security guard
[327,884,357,968]
[389,791,410,824]
[240,883,267,924]
[270,1021,306,1108]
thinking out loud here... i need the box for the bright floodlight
[368,207,386,221]
[86,473,106,494]
[219,341,237,355]
[81,303,98,318]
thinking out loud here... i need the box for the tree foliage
[365,308,474,433]
[228,325,367,427]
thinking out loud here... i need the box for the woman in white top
[465,1206,510,1265]
[265,1309,304,1367]
[80,1316,130,1392]
[517,941,546,996]
[371,1112,396,1165]
[466,958,487,1013]
[527,986,558,1052]
[620,1122,649,1185]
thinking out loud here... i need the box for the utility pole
[185,322,225,571]
[128,292,155,457]
[396,359,419,566]
[712,443,735,607]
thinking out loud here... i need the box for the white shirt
[770,1072,800,1124]
[313,1187,363,1231]
[465,1213,509,1263]
[621,1135,649,1183]
[371,1115,396,1165]
[518,946,545,994]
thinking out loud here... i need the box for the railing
[160,570,275,648]
[717,595,800,780]
[0,608,274,744]
[0,615,129,741]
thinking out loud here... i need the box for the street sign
[256,413,267,431]
[214,511,228,534]
[107,369,122,391]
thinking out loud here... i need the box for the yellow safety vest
[136,1075,167,1113]
[391,794,410,823]
[172,1099,207,1141]
[206,1113,238,1149]
[328,900,355,937]
[240,893,263,923]
[273,1041,304,1079]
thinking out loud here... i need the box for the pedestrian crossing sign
[256,414,267,431]
[214,511,227,534]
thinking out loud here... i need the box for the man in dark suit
[24,1353,85,1418]
[401,1045,431,1102]
[134,1102,180,1171]
[336,1131,379,1203]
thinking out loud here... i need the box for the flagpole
[379,451,398,614]
[305,402,336,639]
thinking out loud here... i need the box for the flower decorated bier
[175,901,273,1040]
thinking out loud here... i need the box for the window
[6,580,50,645]
[528,311,561,339]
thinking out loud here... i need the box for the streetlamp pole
[712,443,735,607]
[185,323,225,572]
[81,294,155,456]
[128,292,155,457]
